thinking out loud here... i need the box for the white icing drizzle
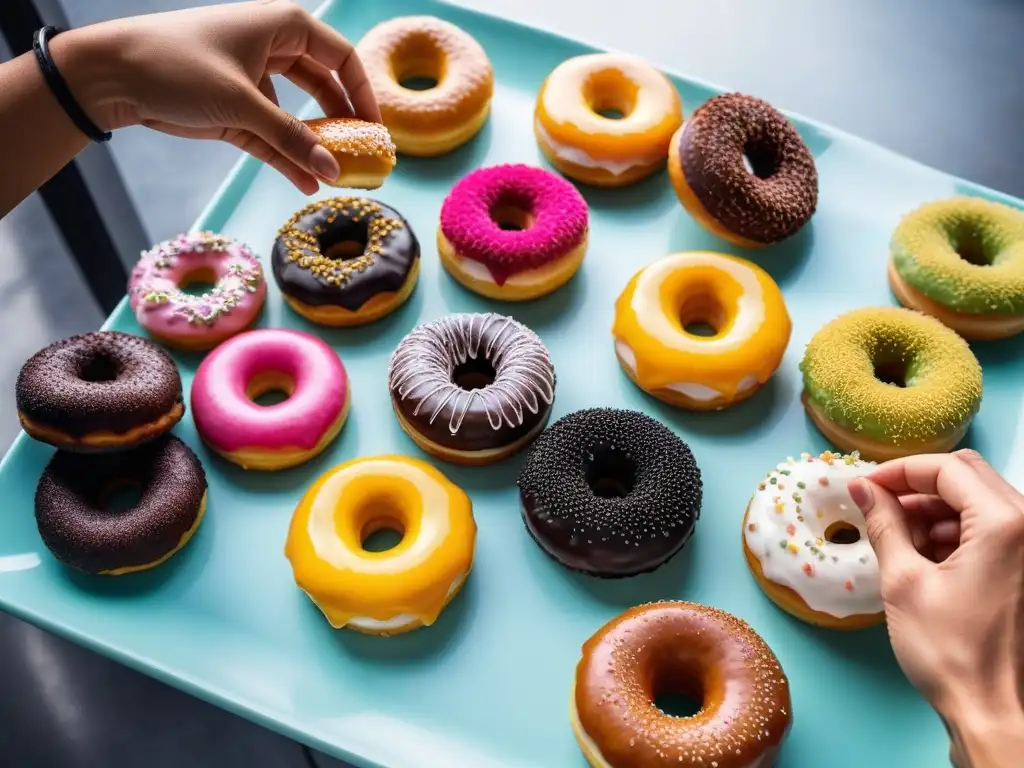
[387,313,555,435]
[744,451,883,619]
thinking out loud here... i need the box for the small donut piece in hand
[304,118,396,189]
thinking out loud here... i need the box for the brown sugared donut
[573,601,792,768]
[668,93,818,248]
[34,435,207,575]
[16,331,184,452]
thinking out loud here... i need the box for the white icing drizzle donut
[387,313,555,435]
[744,451,882,619]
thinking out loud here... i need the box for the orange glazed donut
[535,53,682,187]
[573,602,792,768]
[356,16,494,157]
[304,118,396,189]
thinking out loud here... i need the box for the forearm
[0,28,121,217]
[941,696,1024,768]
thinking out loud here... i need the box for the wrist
[48,25,134,132]
[940,692,1024,768]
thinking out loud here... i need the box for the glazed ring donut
[668,93,818,247]
[743,451,884,631]
[518,408,702,578]
[356,16,494,157]
[285,455,476,635]
[388,313,556,465]
[613,251,791,410]
[438,164,589,301]
[190,329,350,471]
[303,118,397,190]
[16,331,184,452]
[534,53,683,187]
[800,307,983,462]
[272,197,420,326]
[572,601,792,768]
[889,196,1024,340]
[34,435,207,575]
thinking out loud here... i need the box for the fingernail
[848,478,874,513]
[309,144,340,182]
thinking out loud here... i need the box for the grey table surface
[1,0,1022,766]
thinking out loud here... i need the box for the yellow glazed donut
[356,16,494,157]
[612,251,791,410]
[284,455,476,636]
[534,53,682,187]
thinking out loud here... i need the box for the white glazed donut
[742,451,884,630]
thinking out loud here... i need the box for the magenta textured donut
[437,164,588,299]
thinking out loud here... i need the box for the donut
[668,93,818,247]
[534,53,683,187]
[190,329,349,471]
[518,408,702,578]
[437,164,589,300]
[572,601,792,768]
[16,331,184,452]
[613,251,791,410]
[34,435,207,575]
[272,197,420,326]
[889,196,1024,340]
[387,313,555,465]
[356,16,494,157]
[127,231,267,352]
[304,118,396,190]
[800,307,983,462]
[743,451,883,631]
[284,455,475,635]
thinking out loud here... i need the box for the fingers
[281,56,354,118]
[258,75,280,107]
[929,519,961,545]
[301,15,381,121]
[224,128,318,195]
[868,453,1005,516]
[849,478,924,572]
[953,449,1024,514]
[898,493,957,520]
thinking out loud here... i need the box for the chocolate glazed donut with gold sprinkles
[668,93,818,248]
[272,197,420,327]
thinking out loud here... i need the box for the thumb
[237,88,340,183]
[849,478,921,572]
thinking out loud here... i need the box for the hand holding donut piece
[303,118,396,190]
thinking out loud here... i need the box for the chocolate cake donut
[668,92,818,247]
[387,312,556,465]
[517,408,702,578]
[272,197,421,326]
[34,434,207,575]
[16,331,184,452]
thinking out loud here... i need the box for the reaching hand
[63,0,380,194]
[848,449,1024,767]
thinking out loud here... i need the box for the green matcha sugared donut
[800,307,983,462]
[889,197,1024,340]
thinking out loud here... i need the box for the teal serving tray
[2,1,1022,765]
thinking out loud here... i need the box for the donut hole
[654,690,704,719]
[100,479,143,514]
[361,519,405,553]
[653,666,705,719]
[319,219,369,263]
[178,266,218,297]
[78,354,120,383]
[584,445,638,499]
[392,35,442,92]
[583,70,638,121]
[950,221,993,266]
[742,139,780,180]
[246,371,295,407]
[399,73,439,91]
[489,197,535,232]
[825,521,862,545]
[873,360,908,388]
[453,357,496,391]
[678,291,727,339]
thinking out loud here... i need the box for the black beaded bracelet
[33,25,112,143]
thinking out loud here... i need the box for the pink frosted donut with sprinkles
[437,163,588,301]
[128,231,267,352]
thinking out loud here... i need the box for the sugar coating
[439,164,588,276]
[307,118,397,163]
[681,93,817,244]
[890,196,1024,315]
[576,600,791,768]
[800,307,983,443]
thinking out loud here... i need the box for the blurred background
[1,0,1022,765]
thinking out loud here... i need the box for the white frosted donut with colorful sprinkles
[742,450,884,631]
[128,232,267,352]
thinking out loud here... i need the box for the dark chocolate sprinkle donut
[34,435,207,574]
[15,331,184,447]
[272,197,419,311]
[388,313,556,453]
[518,408,702,578]
[680,93,818,244]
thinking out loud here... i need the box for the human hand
[848,450,1024,767]
[59,0,379,194]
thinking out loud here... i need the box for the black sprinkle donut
[517,408,702,578]
[15,331,184,452]
[34,435,207,575]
